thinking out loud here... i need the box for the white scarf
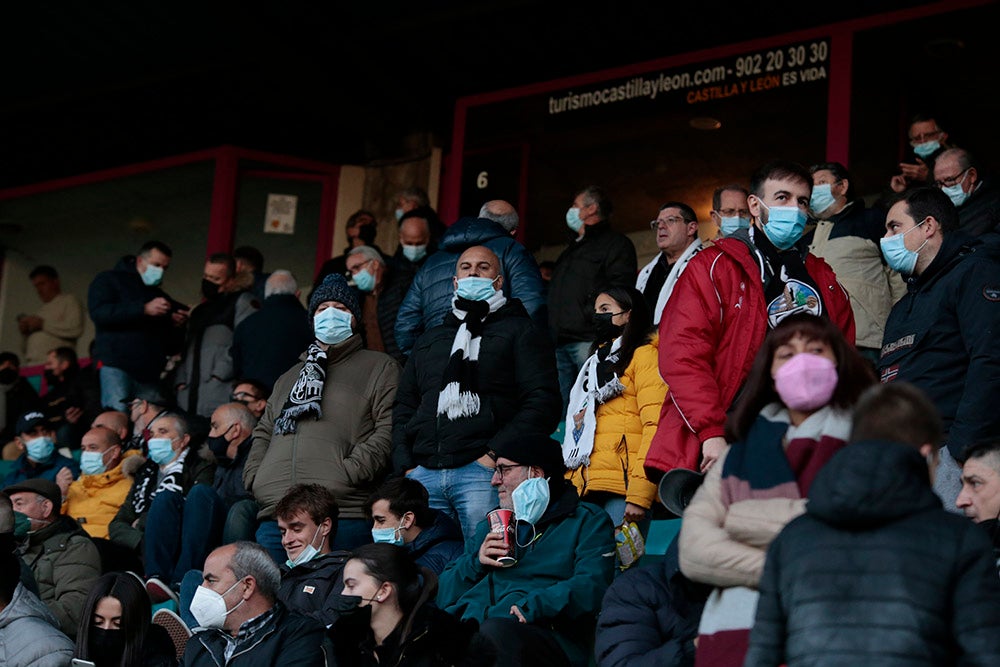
[635,238,704,324]
[562,337,625,469]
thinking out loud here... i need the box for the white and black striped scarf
[437,291,507,420]
[274,342,328,435]
[562,337,625,469]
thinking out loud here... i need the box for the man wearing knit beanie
[437,430,615,667]
[244,272,399,559]
[308,273,361,323]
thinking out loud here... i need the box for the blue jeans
[179,568,203,628]
[555,341,592,412]
[408,460,498,540]
[223,499,259,544]
[99,365,160,411]
[144,486,227,586]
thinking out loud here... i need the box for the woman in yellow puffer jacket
[563,285,666,532]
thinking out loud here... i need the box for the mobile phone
[72,660,97,667]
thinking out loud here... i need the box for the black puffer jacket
[548,220,637,343]
[392,299,560,471]
[594,540,708,667]
[746,439,1000,667]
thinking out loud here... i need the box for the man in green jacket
[436,433,615,667]
[5,477,100,638]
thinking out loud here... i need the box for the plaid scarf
[436,291,507,420]
[274,342,328,435]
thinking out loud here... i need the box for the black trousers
[478,618,571,667]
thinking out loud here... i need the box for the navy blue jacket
[2,451,79,487]
[594,540,707,667]
[746,439,1000,666]
[393,218,545,357]
[406,509,464,575]
[87,256,184,383]
[877,233,1000,459]
[231,293,313,389]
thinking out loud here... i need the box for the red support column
[825,30,853,166]
[207,147,239,255]
[314,170,340,280]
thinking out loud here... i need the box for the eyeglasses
[934,168,969,189]
[909,129,942,144]
[650,216,691,229]
[714,208,749,218]
[230,392,260,402]
[493,463,528,481]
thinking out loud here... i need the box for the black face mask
[592,312,625,343]
[201,279,221,300]
[357,223,377,246]
[89,627,126,665]
[331,593,378,618]
[43,370,59,386]
[207,435,231,466]
[207,424,235,466]
[0,368,18,385]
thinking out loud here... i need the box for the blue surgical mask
[286,526,323,568]
[566,207,584,233]
[810,183,836,215]
[941,170,970,207]
[353,268,376,293]
[512,476,550,525]
[401,244,428,263]
[80,450,109,476]
[394,208,405,222]
[880,218,928,275]
[759,202,808,250]
[913,140,940,159]
[140,263,164,287]
[314,307,353,345]
[147,437,176,465]
[371,518,405,546]
[720,216,750,236]
[455,276,498,301]
[25,435,54,462]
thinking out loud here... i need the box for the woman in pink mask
[676,313,874,667]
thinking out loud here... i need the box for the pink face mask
[773,353,838,412]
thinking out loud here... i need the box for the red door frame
[440,0,992,223]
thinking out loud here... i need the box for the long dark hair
[350,543,436,642]
[726,314,875,441]
[74,572,151,666]
[591,285,652,375]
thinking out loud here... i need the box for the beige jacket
[678,446,806,589]
[807,221,906,349]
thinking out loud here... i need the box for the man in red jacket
[645,160,855,479]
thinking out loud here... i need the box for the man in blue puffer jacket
[394,201,545,358]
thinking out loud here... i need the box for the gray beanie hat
[309,273,361,323]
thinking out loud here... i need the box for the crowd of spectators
[1,128,999,667]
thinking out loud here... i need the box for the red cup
[487,508,517,567]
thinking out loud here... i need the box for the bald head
[479,200,520,234]
[399,216,430,246]
[455,246,502,279]
[92,410,129,442]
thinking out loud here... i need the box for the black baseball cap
[15,411,50,436]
